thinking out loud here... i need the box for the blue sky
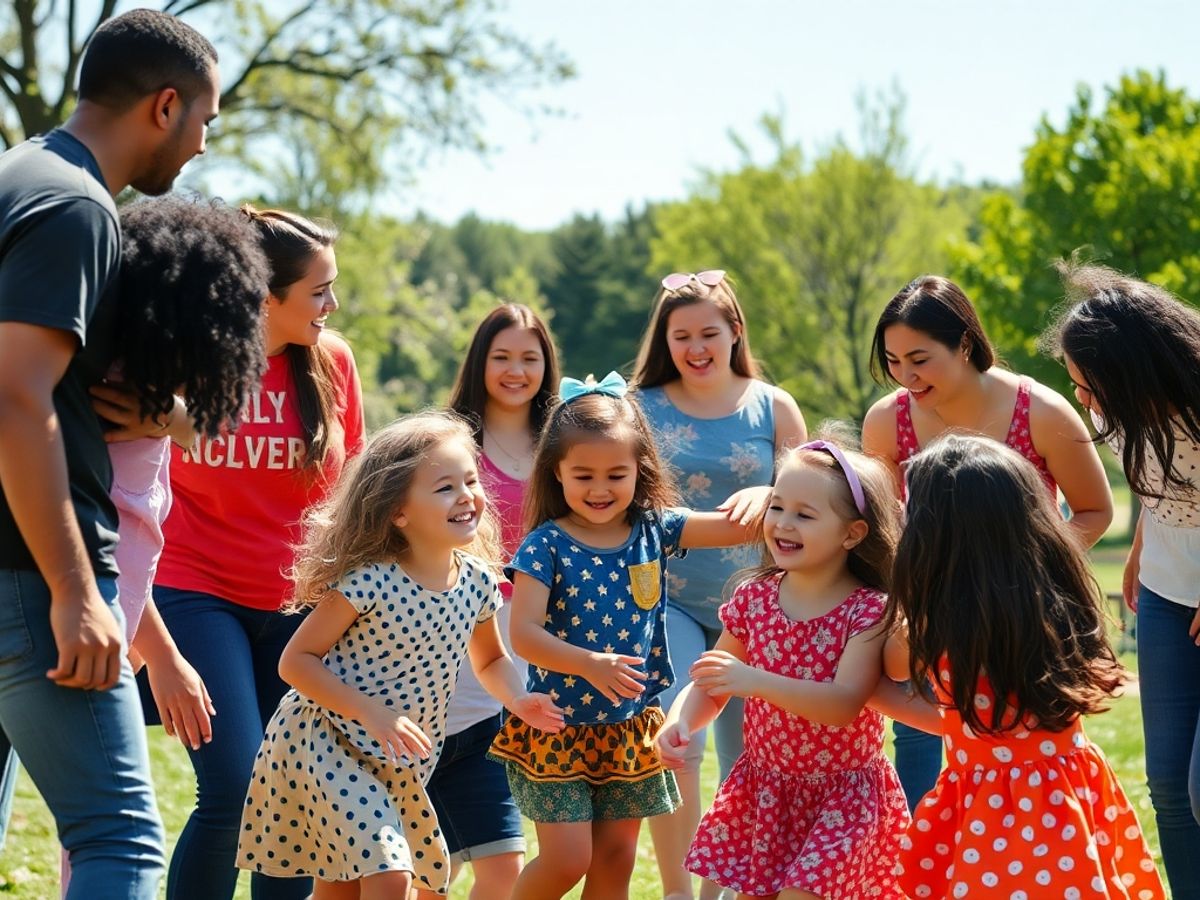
[204,0,1200,229]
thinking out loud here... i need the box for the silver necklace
[484,427,533,474]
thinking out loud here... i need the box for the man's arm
[0,321,123,690]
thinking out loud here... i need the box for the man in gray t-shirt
[0,10,218,897]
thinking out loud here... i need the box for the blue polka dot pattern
[236,552,501,890]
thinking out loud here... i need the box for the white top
[1137,428,1200,607]
[442,600,527,735]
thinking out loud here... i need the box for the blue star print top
[506,509,689,726]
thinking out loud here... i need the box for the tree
[949,70,1200,387]
[651,92,973,423]
[0,0,573,203]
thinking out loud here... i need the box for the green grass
[0,537,1167,897]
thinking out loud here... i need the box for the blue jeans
[153,586,309,900]
[1137,585,1200,899]
[0,569,163,898]
[892,718,942,813]
[659,603,743,779]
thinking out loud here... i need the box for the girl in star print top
[877,434,1163,899]
[657,431,910,900]
[488,372,758,900]
[236,411,563,900]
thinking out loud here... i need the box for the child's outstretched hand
[656,721,691,770]
[691,649,760,698]
[717,484,771,526]
[583,652,648,705]
[510,692,566,733]
[362,701,432,765]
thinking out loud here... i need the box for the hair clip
[559,371,627,403]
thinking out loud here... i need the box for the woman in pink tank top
[861,275,1113,817]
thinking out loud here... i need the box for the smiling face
[393,437,486,554]
[264,245,339,355]
[484,325,546,412]
[882,323,971,406]
[763,461,865,573]
[555,435,639,529]
[665,299,740,385]
[132,64,220,196]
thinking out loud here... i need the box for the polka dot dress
[685,577,910,898]
[899,667,1164,899]
[237,555,500,890]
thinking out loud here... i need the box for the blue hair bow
[559,371,628,403]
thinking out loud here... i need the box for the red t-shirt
[155,333,365,610]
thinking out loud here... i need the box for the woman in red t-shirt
[152,207,365,900]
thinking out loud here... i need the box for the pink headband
[799,440,867,517]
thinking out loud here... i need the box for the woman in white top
[1043,262,1200,900]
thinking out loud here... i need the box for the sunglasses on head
[661,270,726,292]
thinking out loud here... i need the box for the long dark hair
[243,205,341,473]
[116,196,268,436]
[870,275,997,385]
[732,426,900,596]
[1042,262,1200,501]
[523,391,679,531]
[884,434,1124,735]
[448,304,561,443]
[633,274,762,388]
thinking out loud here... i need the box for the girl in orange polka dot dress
[877,434,1164,899]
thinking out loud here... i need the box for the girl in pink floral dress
[658,436,910,899]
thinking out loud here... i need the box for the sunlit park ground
[0,490,1168,898]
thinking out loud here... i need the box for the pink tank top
[895,376,1057,497]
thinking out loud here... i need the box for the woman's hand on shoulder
[508,692,565,733]
[360,699,432,765]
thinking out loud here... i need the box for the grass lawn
[0,531,1168,897]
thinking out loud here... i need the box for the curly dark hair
[116,196,269,437]
[1042,262,1200,501]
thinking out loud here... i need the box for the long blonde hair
[288,410,503,609]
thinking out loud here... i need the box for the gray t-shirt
[0,129,121,576]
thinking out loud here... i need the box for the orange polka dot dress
[899,668,1165,899]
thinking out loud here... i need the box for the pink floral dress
[685,576,910,897]
[895,375,1057,497]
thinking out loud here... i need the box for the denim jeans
[892,719,943,813]
[1137,585,1200,899]
[153,586,310,900]
[659,603,744,779]
[0,569,164,898]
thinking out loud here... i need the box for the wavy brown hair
[730,424,900,597]
[448,303,561,443]
[633,273,762,388]
[523,391,680,531]
[243,204,342,475]
[288,410,502,609]
[1042,262,1200,501]
[884,434,1125,734]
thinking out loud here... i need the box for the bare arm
[679,509,758,549]
[772,387,808,451]
[468,614,564,732]
[0,322,122,690]
[509,572,647,705]
[1031,388,1113,547]
[867,676,943,734]
[692,622,888,727]
[657,630,743,769]
[279,591,432,762]
[92,382,196,448]
[861,397,903,498]
[132,596,215,750]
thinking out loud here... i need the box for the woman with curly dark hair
[151,205,365,900]
[1043,263,1200,898]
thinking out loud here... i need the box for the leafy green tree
[950,70,1200,386]
[651,93,972,423]
[0,0,573,203]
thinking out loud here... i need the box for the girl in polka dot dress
[878,434,1164,899]
[659,435,910,900]
[236,411,564,900]
[489,373,759,900]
